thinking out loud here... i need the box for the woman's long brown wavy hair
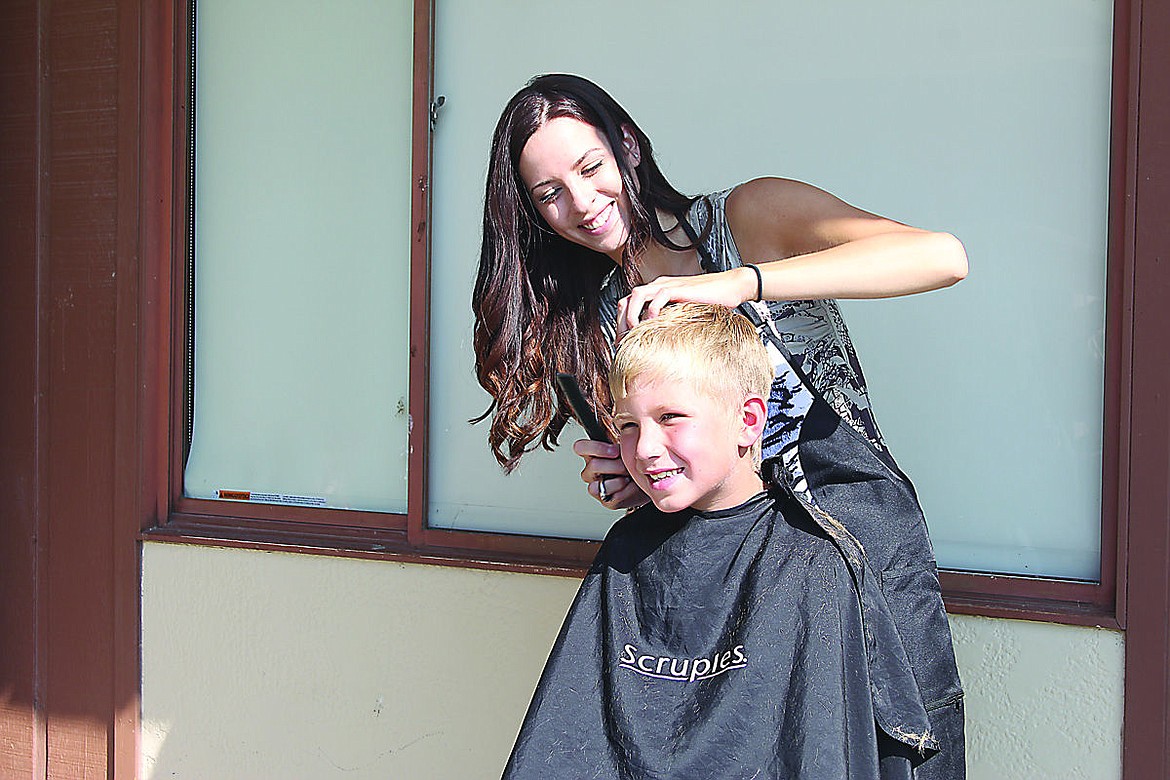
[472,74,702,471]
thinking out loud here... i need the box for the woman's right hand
[573,438,647,510]
[616,269,758,339]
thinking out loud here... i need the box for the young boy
[503,304,941,779]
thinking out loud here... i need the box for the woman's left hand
[616,268,756,338]
[573,438,648,510]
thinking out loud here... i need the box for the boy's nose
[634,425,665,462]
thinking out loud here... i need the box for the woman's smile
[581,202,616,234]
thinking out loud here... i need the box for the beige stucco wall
[140,543,1124,780]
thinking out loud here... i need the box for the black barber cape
[503,490,937,780]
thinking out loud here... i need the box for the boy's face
[613,375,764,513]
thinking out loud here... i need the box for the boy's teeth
[648,468,683,483]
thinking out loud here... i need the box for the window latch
[429,95,446,131]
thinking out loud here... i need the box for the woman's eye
[582,160,603,176]
[537,189,559,205]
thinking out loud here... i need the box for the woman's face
[518,116,636,264]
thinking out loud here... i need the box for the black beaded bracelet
[744,263,763,302]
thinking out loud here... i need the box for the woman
[473,73,965,493]
[474,73,967,777]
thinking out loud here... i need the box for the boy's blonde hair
[610,303,773,459]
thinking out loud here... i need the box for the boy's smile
[613,376,765,513]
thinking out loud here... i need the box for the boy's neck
[692,468,766,512]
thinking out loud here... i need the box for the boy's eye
[617,421,638,432]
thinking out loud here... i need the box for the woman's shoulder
[725,177,830,221]
[724,177,838,260]
[723,178,796,259]
[688,180,792,237]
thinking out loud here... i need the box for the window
[184,0,414,517]
[150,0,1131,624]
[426,0,1116,587]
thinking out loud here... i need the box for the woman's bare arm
[617,177,968,333]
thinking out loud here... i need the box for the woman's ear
[621,125,641,167]
[738,395,768,448]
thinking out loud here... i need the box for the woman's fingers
[617,284,661,336]
[606,476,648,510]
[574,438,627,486]
[591,476,620,503]
[573,438,622,483]
[590,474,647,510]
[643,287,675,321]
[581,455,627,484]
[616,273,746,338]
[574,438,644,509]
[572,437,619,460]
[615,293,639,338]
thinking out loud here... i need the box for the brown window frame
[144,0,1140,627]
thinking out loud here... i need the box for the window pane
[428,0,1112,580]
[184,0,414,512]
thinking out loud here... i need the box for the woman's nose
[564,178,593,216]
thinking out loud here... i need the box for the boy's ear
[738,395,767,448]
